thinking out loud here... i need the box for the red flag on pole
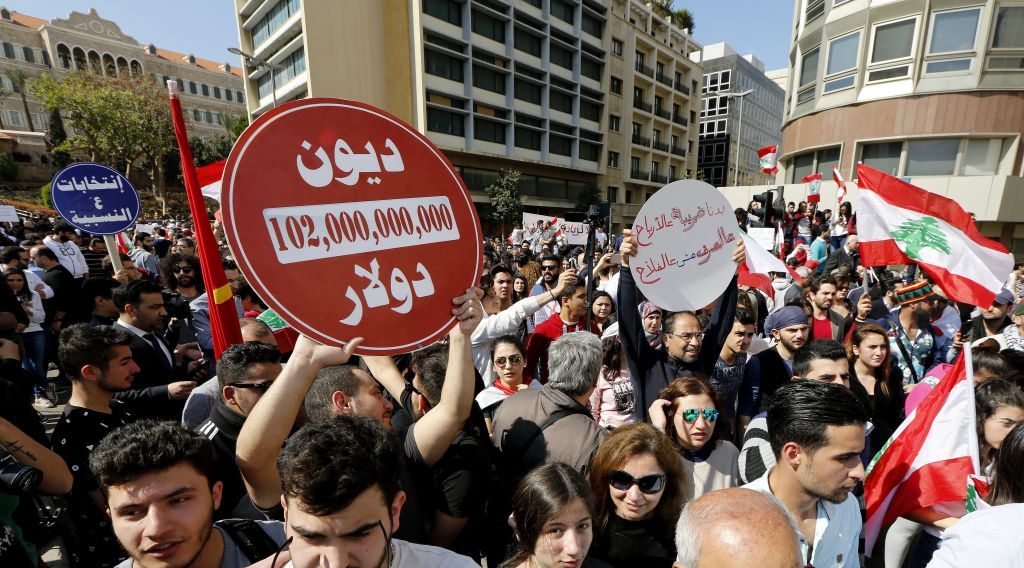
[166,82,243,357]
[832,165,847,204]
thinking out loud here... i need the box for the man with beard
[805,275,848,341]
[739,306,809,426]
[81,237,109,278]
[129,231,159,277]
[528,254,563,332]
[91,420,288,568]
[51,324,141,567]
[159,253,204,303]
[743,380,867,568]
[43,223,89,280]
[884,281,954,389]
[966,289,1015,341]
[618,228,744,418]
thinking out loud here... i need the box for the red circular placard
[221,98,482,355]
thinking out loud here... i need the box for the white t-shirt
[929,504,1024,568]
[284,539,477,568]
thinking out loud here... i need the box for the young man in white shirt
[743,380,867,568]
[43,223,90,279]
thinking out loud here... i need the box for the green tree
[4,69,35,132]
[486,169,522,236]
[0,81,8,129]
[575,184,602,212]
[220,112,249,142]
[891,217,952,259]
[651,1,696,32]
[47,108,70,168]
[39,182,51,208]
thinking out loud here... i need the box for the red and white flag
[738,231,789,298]
[196,159,226,202]
[857,164,1013,307]
[757,145,778,175]
[864,350,979,555]
[801,172,822,203]
[832,165,847,204]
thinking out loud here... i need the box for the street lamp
[717,89,754,187]
[227,47,277,111]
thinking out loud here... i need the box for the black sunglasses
[609,470,666,494]
[541,265,559,271]
[229,380,273,392]
[173,265,194,273]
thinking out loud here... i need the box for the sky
[3,0,795,70]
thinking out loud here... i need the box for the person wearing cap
[885,280,957,390]
[738,306,809,432]
[966,289,1015,342]
[1001,301,1024,352]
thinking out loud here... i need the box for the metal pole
[265,62,278,109]
[732,94,744,187]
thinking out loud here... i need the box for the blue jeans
[830,235,847,252]
[20,330,46,393]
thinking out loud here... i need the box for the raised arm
[617,229,659,369]
[236,334,362,508]
[471,270,574,346]
[697,240,744,373]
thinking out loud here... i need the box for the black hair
[989,421,1024,506]
[807,274,838,295]
[661,310,700,335]
[492,335,526,361]
[973,349,1012,379]
[976,379,1024,469]
[80,277,120,310]
[90,420,219,497]
[278,415,401,516]
[416,351,448,408]
[57,324,133,378]
[222,258,238,271]
[158,252,204,293]
[304,365,366,423]
[133,231,150,244]
[32,247,57,262]
[792,339,848,379]
[490,264,514,280]
[734,307,755,326]
[558,275,587,303]
[111,279,164,313]
[540,254,561,266]
[0,246,21,264]
[766,380,868,458]
[216,341,281,389]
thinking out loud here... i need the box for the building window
[799,47,820,88]
[610,76,622,95]
[473,65,506,93]
[189,81,197,94]
[251,0,301,48]
[22,47,35,64]
[962,139,1004,176]
[424,0,461,25]
[514,78,542,103]
[826,31,860,76]
[871,17,916,65]
[2,42,13,59]
[581,58,601,80]
[550,89,573,113]
[550,44,573,70]
[550,0,574,24]
[905,139,958,176]
[611,38,623,57]
[225,90,233,102]
[515,127,542,150]
[992,7,1024,49]
[8,110,22,126]
[549,135,572,156]
[427,108,465,136]
[472,11,505,42]
[789,152,815,183]
[514,28,542,56]
[213,86,222,99]
[805,0,825,23]
[609,115,620,131]
[202,84,210,96]
[929,8,980,54]
[425,50,464,81]
[581,13,602,37]
[193,109,201,121]
[474,117,506,143]
[607,151,619,168]
[860,141,903,175]
[580,99,601,121]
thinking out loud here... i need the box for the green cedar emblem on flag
[890,217,952,259]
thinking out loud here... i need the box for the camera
[0,448,42,496]
[162,290,192,320]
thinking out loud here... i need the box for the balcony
[633,98,652,113]
[651,173,668,184]
[652,141,669,152]
[630,169,650,181]
[631,134,650,147]
[673,113,689,126]
[656,73,673,88]
[635,62,654,78]
[676,83,691,96]
[670,145,686,157]
[654,107,671,121]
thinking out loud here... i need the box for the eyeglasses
[229,380,273,392]
[541,265,559,272]
[681,408,719,423]
[494,354,523,366]
[667,331,705,343]
[609,470,667,494]
[173,266,194,273]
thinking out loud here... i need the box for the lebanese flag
[197,160,225,202]
[832,165,847,204]
[757,145,778,175]
[857,164,1012,307]
[801,173,822,203]
[863,350,979,555]
[115,232,131,254]
[738,231,789,298]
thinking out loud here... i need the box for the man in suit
[822,235,859,276]
[112,279,204,419]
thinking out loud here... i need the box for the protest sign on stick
[221,98,482,355]
[631,180,741,311]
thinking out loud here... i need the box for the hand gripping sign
[220,99,482,355]
[631,180,741,311]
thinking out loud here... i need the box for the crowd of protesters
[0,210,1022,568]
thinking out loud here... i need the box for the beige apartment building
[0,7,246,181]
[232,0,702,233]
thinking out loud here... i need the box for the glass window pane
[930,9,979,53]
[926,59,971,73]
[790,153,815,183]
[800,48,819,87]
[905,139,958,176]
[827,32,860,75]
[817,147,840,166]
[993,7,1024,49]
[872,19,915,63]
[962,139,1003,176]
[861,142,903,175]
[823,75,856,92]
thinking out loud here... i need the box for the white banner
[522,212,589,245]
[0,205,18,222]
[748,227,776,251]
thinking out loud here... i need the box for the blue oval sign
[50,162,140,235]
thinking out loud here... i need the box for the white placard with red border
[220,98,482,355]
[631,180,741,311]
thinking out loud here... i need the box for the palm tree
[4,69,35,132]
[0,81,8,129]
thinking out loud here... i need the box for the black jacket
[113,328,185,419]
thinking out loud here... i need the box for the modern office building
[695,42,785,188]
[231,0,703,232]
[760,0,1024,249]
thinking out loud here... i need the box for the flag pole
[166,81,243,357]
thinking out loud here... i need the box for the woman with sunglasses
[650,376,740,499]
[500,462,601,568]
[587,423,686,568]
[831,273,853,321]
[476,335,540,436]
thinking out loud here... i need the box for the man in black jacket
[617,228,744,418]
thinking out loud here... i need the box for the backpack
[216,519,280,563]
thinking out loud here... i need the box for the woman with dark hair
[3,267,47,407]
[649,376,740,499]
[500,462,602,568]
[591,291,614,333]
[846,323,904,451]
[830,201,853,252]
[831,273,853,320]
[587,422,686,568]
[589,328,637,428]
[513,275,529,303]
[989,421,1024,505]
[477,335,538,435]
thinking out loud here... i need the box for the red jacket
[526,313,600,383]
